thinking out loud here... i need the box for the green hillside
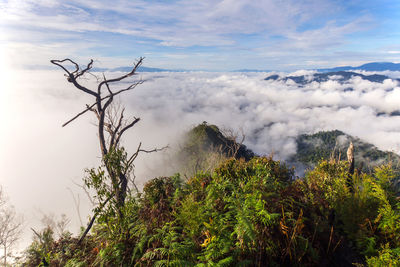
[174,122,255,178]
[184,122,254,161]
[17,125,400,267]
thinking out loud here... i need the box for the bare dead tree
[51,57,166,243]
[221,127,246,159]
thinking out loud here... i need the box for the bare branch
[96,73,115,156]
[127,169,139,194]
[97,57,144,95]
[62,103,96,127]
[69,76,99,98]
[75,59,94,79]
[30,228,42,242]
[127,142,169,168]
[50,59,78,75]
[77,193,113,244]
[86,104,100,120]
[109,108,125,151]
[115,117,141,146]
[50,59,98,98]
[102,74,114,113]
[61,80,144,127]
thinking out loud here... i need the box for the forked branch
[61,80,144,127]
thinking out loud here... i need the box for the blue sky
[1,0,400,71]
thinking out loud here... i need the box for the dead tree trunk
[346,142,354,192]
[51,57,165,243]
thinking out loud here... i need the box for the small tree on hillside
[0,187,23,266]
[51,58,164,242]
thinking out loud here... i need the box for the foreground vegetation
[18,155,400,266]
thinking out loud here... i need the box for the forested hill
[290,130,400,172]
[182,124,399,175]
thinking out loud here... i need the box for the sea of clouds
[92,69,400,182]
[126,70,400,159]
[3,68,400,249]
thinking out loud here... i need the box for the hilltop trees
[177,122,254,178]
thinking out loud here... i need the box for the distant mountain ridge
[232,69,271,72]
[91,66,185,72]
[265,71,399,85]
[232,62,400,73]
[317,62,400,72]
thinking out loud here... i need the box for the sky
[1,0,400,256]
[1,0,400,71]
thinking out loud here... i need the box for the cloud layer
[2,68,400,251]
[126,71,400,159]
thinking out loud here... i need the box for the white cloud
[120,71,400,159]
